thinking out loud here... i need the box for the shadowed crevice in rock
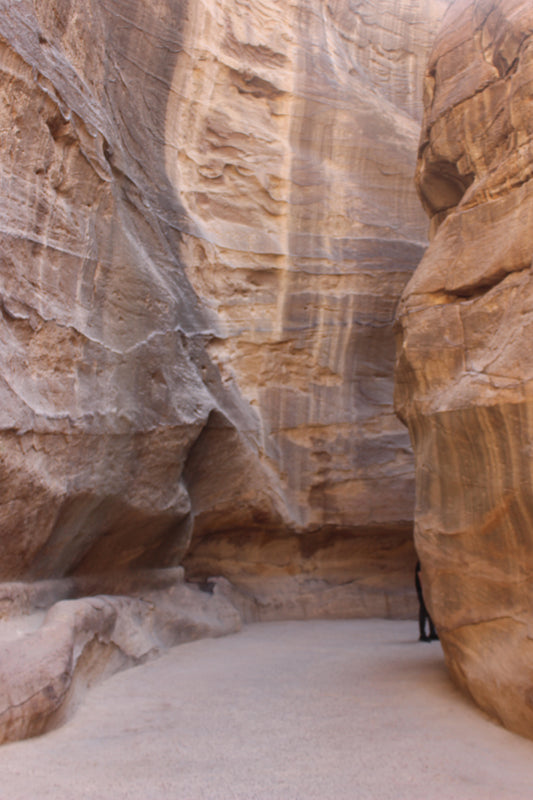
[416,154,475,219]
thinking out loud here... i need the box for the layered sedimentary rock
[395,0,533,739]
[171,0,450,607]
[0,0,448,616]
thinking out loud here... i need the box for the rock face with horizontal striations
[0,0,446,615]
[395,0,533,739]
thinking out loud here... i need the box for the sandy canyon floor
[0,619,532,799]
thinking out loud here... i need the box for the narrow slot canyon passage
[1,619,533,799]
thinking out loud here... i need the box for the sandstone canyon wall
[174,0,450,616]
[0,0,449,621]
[395,0,533,739]
[0,0,455,744]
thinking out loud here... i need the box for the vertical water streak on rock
[0,0,235,578]
[164,0,450,612]
[0,0,449,604]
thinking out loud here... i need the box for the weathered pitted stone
[395,0,533,739]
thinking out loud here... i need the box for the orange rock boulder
[395,0,533,738]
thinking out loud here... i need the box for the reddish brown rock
[395,0,533,739]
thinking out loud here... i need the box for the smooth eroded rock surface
[0,0,448,615]
[0,0,451,745]
[0,569,241,744]
[0,0,454,745]
[395,0,533,739]
[171,0,449,604]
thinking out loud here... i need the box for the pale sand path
[0,619,532,800]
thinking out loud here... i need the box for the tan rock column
[396,0,533,738]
